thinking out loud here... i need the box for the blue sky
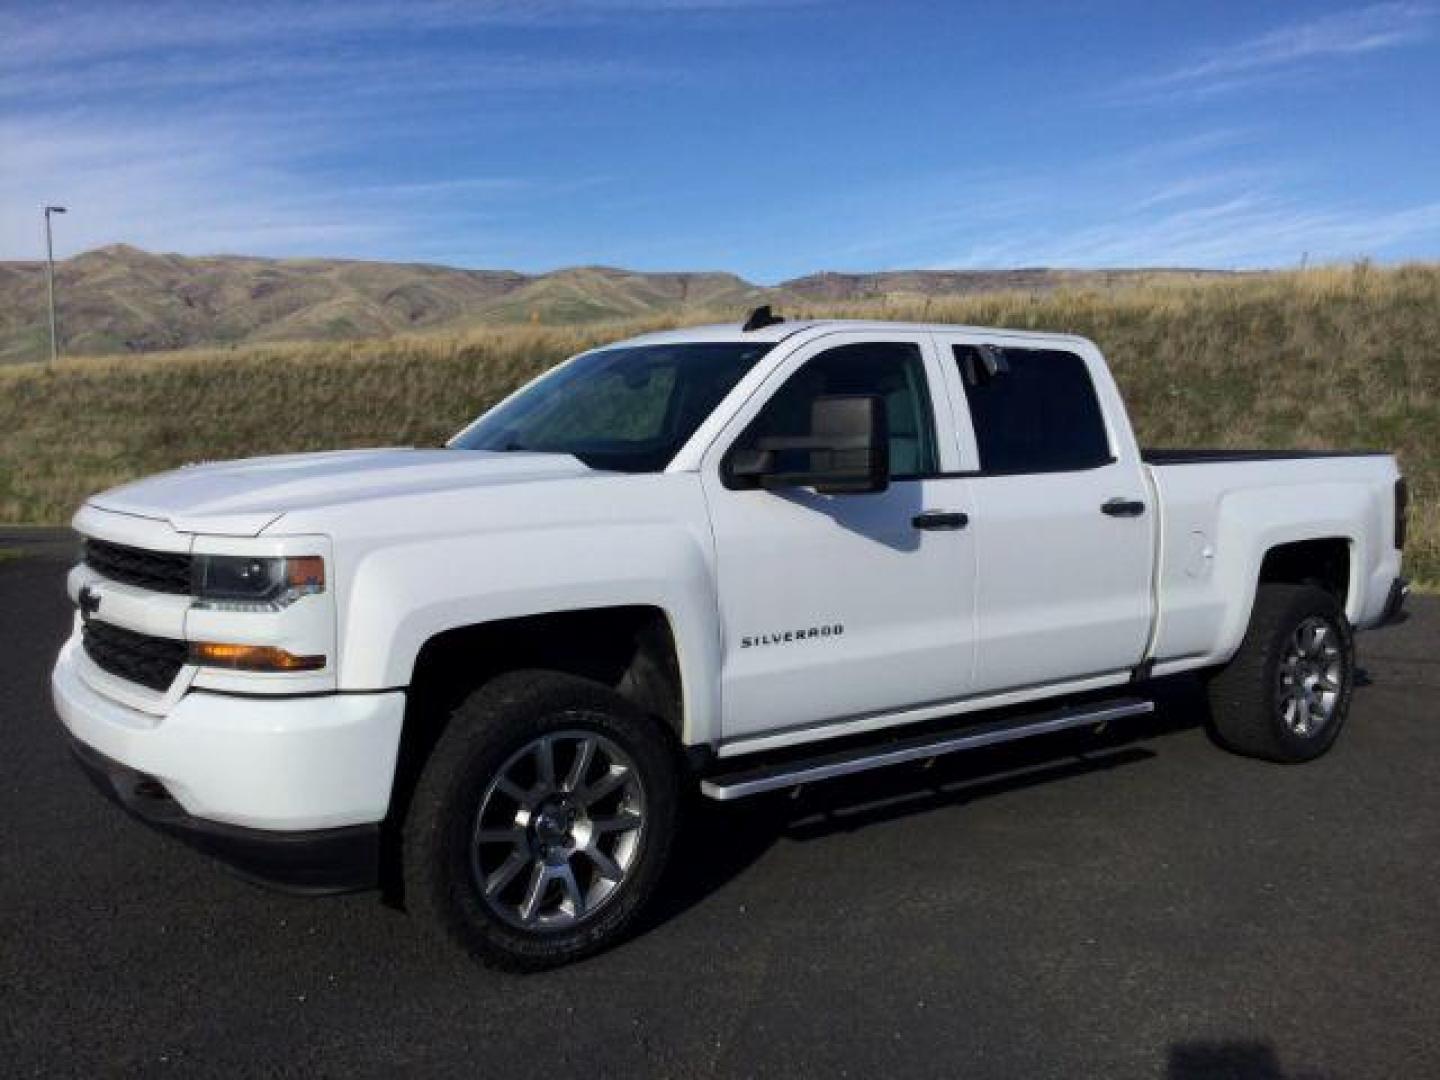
[2,0,1438,281]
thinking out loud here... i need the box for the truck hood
[87,448,597,536]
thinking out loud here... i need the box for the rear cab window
[952,346,1112,474]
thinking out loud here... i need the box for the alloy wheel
[470,730,646,931]
[1276,616,1345,737]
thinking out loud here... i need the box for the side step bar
[700,697,1155,801]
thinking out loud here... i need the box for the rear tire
[402,670,680,971]
[1207,583,1355,763]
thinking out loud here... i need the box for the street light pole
[44,205,67,367]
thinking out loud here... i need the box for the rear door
[932,335,1154,693]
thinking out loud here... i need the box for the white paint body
[51,320,1404,831]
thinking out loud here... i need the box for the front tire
[1207,583,1355,763]
[402,670,680,971]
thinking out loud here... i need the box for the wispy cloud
[0,50,673,105]
[0,0,748,263]
[0,111,625,264]
[0,0,800,69]
[770,128,1440,274]
[1113,2,1436,103]
[1131,169,1272,211]
[2,2,1435,274]
[0,117,400,259]
[932,192,1440,270]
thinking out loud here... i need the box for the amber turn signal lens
[189,642,325,672]
[285,556,326,593]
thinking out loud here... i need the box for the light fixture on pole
[44,205,67,367]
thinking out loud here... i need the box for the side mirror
[727,394,889,494]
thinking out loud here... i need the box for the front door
[700,333,977,743]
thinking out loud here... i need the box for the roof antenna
[742,304,785,332]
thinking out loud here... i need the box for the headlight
[192,554,325,612]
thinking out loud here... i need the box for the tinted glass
[955,346,1111,473]
[453,343,773,472]
[738,341,937,477]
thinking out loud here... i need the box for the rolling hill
[0,245,1224,365]
[1,263,1435,585]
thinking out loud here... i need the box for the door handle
[1101,497,1146,517]
[912,510,969,531]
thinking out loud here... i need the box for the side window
[739,341,938,478]
[954,346,1112,473]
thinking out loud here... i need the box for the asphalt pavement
[2,531,1438,1078]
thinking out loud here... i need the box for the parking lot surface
[2,534,1437,1077]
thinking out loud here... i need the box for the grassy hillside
[1,263,1436,586]
[0,244,1225,365]
[0,245,529,363]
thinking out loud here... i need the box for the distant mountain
[779,268,1207,302]
[0,245,1224,364]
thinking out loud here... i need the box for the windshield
[450,342,774,472]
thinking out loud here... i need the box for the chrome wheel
[1276,616,1345,737]
[471,730,645,931]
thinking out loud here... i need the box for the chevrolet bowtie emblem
[78,584,101,622]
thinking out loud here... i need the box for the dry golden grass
[2,263,1437,586]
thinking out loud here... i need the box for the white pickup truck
[52,310,1409,970]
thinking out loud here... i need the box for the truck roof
[609,319,1092,349]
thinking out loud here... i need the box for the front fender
[335,522,723,746]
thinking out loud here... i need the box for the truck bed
[1143,448,1390,465]
[1142,445,1401,670]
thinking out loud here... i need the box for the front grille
[82,621,188,692]
[83,538,192,595]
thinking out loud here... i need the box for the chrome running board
[700,697,1155,801]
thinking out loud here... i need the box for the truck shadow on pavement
[642,673,1219,932]
[1167,1039,1318,1079]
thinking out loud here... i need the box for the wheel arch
[405,603,689,741]
[1219,530,1358,664]
[1259,537,1352,604]
[381,604,697,895]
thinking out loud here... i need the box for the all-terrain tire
[1207,583,1355,763]
[402,669,680,972]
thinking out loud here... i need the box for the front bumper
[68,735,379,893]
[52,636,406,889]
